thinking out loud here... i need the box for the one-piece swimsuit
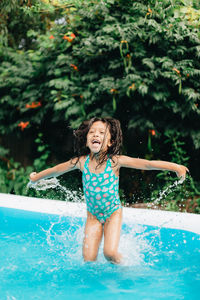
[82,155,121,223]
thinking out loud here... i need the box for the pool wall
[0,193,200,234]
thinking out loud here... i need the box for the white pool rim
[0,193,200,234]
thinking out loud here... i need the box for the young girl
[30,117,188,264]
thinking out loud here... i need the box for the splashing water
[27,177,62,191]
[39,215,156,268]
[26,177,157,266]
[27,177,84,203]
[151,179,183,208]
[26,177,189,268]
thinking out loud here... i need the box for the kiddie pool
[0,193,200,300]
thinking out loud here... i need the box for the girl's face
[86,121,112,154]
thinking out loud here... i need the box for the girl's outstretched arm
[29,158,80,182]
[118,155,189,181]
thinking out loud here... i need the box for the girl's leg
[83,211,103,262]
[103,208,122,264]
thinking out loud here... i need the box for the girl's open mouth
[92,140,101,145]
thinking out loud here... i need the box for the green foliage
[33,133,51,171]
[1,0,200,146]
[0,0,51,48]
[0,134,51,195]
[151,132,200,213]
[0,139,82,201]
[0,145,34,195]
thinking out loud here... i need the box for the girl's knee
[83,253,97,262]
[103,248,122,264]
[104,248,115,259]
[104,249,117,261]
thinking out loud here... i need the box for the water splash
[119,225,156,267]
[26,177,181,267]
[151,179,183,208]
[41,218,157,267]
[40,216,84,267]
[27,177,84,202]
[27,176,156,267]
[27,178,61,191]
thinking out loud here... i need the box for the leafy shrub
[151,132,200,213]
[1,0,200,144]
[0,145,34,195]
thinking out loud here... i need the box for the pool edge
[0,193,200,234]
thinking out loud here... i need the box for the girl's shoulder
[74,155,88,172]
[110,155,121,169]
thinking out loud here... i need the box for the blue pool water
[0,206,200,300]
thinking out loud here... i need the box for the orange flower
[121,40,127,44]
[146,8,152,16]
[63,33,76,42]
[186,73,190,77]
[18,122,29,131]
[172,68,181,75]
[49,35,55,39]
[129,83,135,89]
[26,102,42,109]
[70,64,78,71]
[110,88,117,93]
[149,129,156,136]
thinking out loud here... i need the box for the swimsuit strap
[83,155,111,174]
[83,155,90,172]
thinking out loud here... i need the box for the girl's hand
[29,172,38,182]
[175,165,189,182]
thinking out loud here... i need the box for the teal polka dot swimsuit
[82,155,121,223]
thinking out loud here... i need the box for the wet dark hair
[73,117,123,168]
